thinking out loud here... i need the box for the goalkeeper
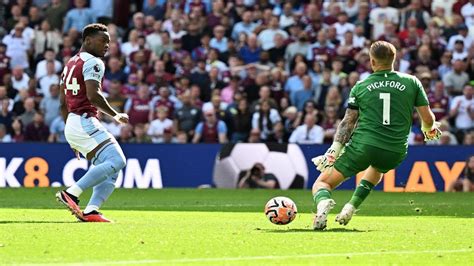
[311,41,442,230]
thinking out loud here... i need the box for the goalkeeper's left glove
[311,142,343,172]
[421,121,442,141]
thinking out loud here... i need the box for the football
[264,196,298,225]
[213,143,308,189]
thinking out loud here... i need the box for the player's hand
[311,142,343,172]
[422,121,442,141]
[113,113,129,124]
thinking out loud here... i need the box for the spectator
[210,25,228,53]
[291,75,314,111]
[143,0,165,20]
[90,0,113,22]
[40,84,60,126]
[369,0,399,40]
[251,99,281,142]
[117,124,133,143]
[442,60,469,96]
[106,80,127,112]
[0,123,12,142]
[250,86,278,113]
[130,123,152,144]
[148,106,173,143]
[105,57,127,85]
[321,105,341,143]
[2,23,30,69]
[238,163,279,189]
[447,24,473,52]
[450,85,474,137]
[63,0,95,34]
[0,87,13,112]
[38,61,60,97]
[285,32,310,65]
[35,49,62,79]
[334,12,355,41]
[448,155,474,192]
[24,112,49,142]
[192,106,228,144]
[10,118,24,142]
[33,20,62,59]
[428,81,450,121]
[20,97,36,126]
[48,116,66,143]
[149,86,181,120]
[181,22,202,53]
[175,90,201,138]
[45,0,68,31]
[285,62,307,101]
[400,0,430,30]
[306,30,336,64]
[239,33,261,64]
[258,15,288,51]
[124,85,151,126]
[230,98,252,143]
[289,113,324,144]
[232,10,258,40]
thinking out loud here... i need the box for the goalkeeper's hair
[82,23,108,41]
[370,41,396,66]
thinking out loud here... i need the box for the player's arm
[85,80,128,124]
[334,108,359,145]
[416,105,441,141]
[312,108,359,172]
[59,83,68,122]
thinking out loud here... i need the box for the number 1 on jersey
[379,93,390,125]
[62,65,80,95]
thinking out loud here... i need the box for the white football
[264,196,298,225]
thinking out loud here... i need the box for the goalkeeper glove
[421,121,442,141]
[312,142,343,172]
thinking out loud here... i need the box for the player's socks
[66,185,83,198]
[313,188,332,205]
[349,179,375,208]
[84,205,99,214]
[87,172,119,210]
[75,143,126,191]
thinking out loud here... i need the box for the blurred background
[0,0,472,191]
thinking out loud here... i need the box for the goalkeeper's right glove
[311,142,343,172]
[421,121,442,141]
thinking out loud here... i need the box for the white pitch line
[15,249,473,265]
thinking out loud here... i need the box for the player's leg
[336,166,382,226]
[82,172,119,222]
[66,141,125,198]
[312,168,346,230]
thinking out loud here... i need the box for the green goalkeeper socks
[313,188,332,205]
[349,179,375,208]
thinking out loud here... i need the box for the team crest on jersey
[94,64,100,72]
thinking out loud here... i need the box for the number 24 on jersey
[62,66,80,96]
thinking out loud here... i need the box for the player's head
[369,41,396,71]
[82,23,110,57]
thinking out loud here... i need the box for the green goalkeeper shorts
[333,140,407,178]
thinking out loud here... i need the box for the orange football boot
[56,190,84,221]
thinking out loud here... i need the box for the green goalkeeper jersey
[347,70,429,153]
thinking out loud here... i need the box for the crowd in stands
[0,0,473,145]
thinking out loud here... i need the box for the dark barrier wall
[0,143,472,191]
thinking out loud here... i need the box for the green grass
[0,188,473,265]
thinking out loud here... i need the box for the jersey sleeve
[413,77,429,107]
[347,83,359,109]
[82,57,105,83]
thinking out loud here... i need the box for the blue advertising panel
[0,143,471,191]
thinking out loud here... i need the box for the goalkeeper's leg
[312,169,346,230]
[336,166,383,226]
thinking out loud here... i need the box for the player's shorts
[334,140,407,178]
[64,113,114,158]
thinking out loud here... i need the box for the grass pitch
[0,188,473,265]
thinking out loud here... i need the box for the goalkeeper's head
[369,41,396,72]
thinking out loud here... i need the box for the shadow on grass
[258,228,370,233]
[0,221,78,224]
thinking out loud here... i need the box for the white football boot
[313,199,336,230]
[335,203,357,226]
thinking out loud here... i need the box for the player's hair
[369,41,396,66]
[82,23,108,41]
